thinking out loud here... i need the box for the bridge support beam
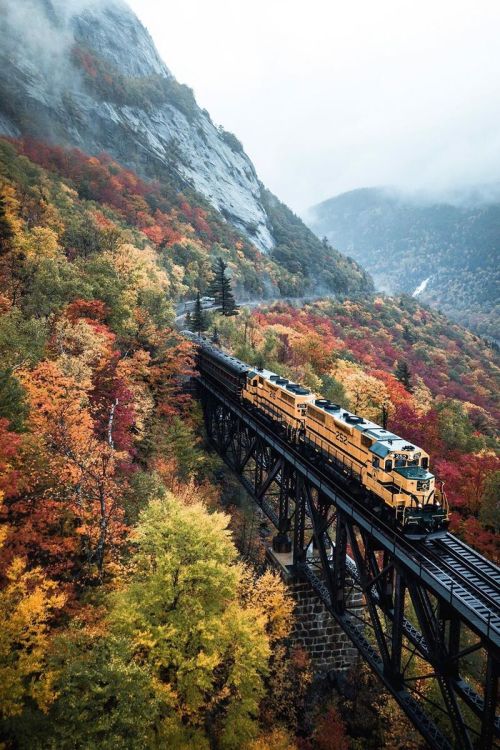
[198,378,500,750]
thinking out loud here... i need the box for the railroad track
[434,534,500,589]
[417,534,500,634]
[202,377,500,644]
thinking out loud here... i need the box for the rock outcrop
[0,0,274,252]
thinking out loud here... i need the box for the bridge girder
[201,381,500,750]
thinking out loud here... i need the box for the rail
[200,375,500,648]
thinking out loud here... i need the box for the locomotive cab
[368,441,449,536]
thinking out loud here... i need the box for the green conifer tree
[208,258,239,316]
[395,359,412,391]
[0,370,28,432]
[0,193,14,257]
[192,292,208,335]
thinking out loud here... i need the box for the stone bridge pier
[266,548,362,674]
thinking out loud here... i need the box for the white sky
[128,0,500,212]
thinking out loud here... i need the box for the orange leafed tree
[2,361,129,586]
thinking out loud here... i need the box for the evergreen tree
[192,292,208,335]
[211,325,220,345]
[184,310,192,328]
[395,359,412,391]
[0,369,28,432]
[479,472,500,532]
[208,258,239,316]
[0,193,14,257]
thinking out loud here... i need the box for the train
[190,334,449,538]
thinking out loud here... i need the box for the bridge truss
[199,378,500,750]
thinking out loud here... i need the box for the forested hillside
[0,134,321,748]
[0,130,418,750]
[1,130,499,750]
[0,0,371,297]
[308,187,500,338]
[1,1,498,748]
[1,137,370,301]
[216,297,500,562]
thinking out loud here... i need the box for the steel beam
[198,380,500,750]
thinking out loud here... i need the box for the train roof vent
[346,415,364,423]
[403,445,415,451]
[276,378,288,385]
[269,375,280,381]
[315,399,330,406]
[324,403,341,411]
[286,383,299,391]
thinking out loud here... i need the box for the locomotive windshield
[391,453,421,468]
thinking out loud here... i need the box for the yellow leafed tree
[331,359,390,422]
[0,514,66,719]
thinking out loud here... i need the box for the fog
[5,0,499,213]
[1,0,112,82]
[126,0,500,213]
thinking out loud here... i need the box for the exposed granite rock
[0,0,274,252]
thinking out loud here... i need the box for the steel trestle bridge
[198,376,500,750]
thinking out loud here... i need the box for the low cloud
[128,0,500,211]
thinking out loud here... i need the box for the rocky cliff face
[0,0,275,252]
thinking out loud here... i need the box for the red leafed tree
[65,298,109,323]
[389,403,443,457]
[435,453,500,516]
[313,705,349,750]
[142,224,165,245]
[0,418,21,500]
[90,354,136,453]
[148,332,195,418]
[369,369,410,410]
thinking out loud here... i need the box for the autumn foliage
[0,136,316,748]
[217,298,499,561]
[0,133,497,748]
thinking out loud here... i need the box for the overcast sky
[128,0,500,212]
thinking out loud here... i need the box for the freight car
[192,336,449,537]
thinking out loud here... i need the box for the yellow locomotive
[195,338,449,537]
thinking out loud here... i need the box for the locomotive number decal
[335,431,348,444]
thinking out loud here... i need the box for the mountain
[308,187,500,338]
[0,0,371,297]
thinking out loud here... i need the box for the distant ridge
[308,186,500,338]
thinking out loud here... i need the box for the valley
[308,186,500,339]
[0,1,498,749]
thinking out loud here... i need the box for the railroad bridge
[196,375,500,750]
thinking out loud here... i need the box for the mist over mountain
[308,186,500,338]
[0,0,372,297]
[0,0,275,250]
